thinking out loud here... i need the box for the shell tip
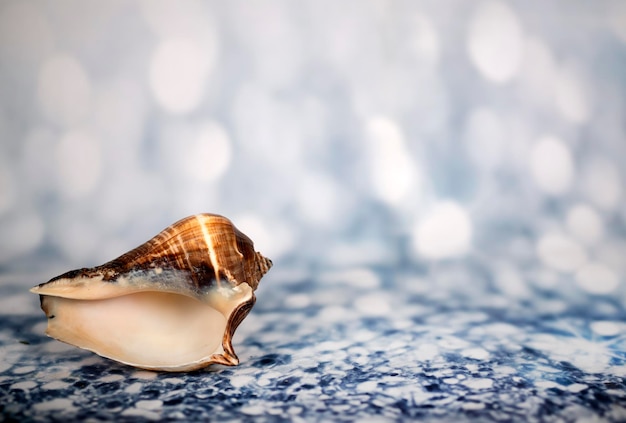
[256,252,273,277]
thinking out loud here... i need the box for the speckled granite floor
[1,262,626,422]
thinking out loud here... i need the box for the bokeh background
[0,0,625,303]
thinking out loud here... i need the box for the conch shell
[30,214,272,372]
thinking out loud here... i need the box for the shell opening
[40,282,254,371]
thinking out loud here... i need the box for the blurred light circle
[581,157,622,211]
[354,293,391,317]
[149,38,212,114]
[366,116,418,205]
[183,122,232,182]
[566,204,604,245]
[576,263,619,295]
[233,214,295,261]
[92,79,145,151]
[0,212,45,262]
[51,215,100,264]
[296,171,340,226]
[590,321,622,336]
[536,233,587,273]
[493,263,530,298]
[463,107,503,168]
[21,128,58,194]
[555,66,590,124]
[38,54,91,127]
[413,201,472,260]
[410,14,439,66]
[467,0,523,83]
[529,136,574,195]
[55,129,102,198]
[520,37,557,106]
[140,0,215,40]
[597,241,626,274]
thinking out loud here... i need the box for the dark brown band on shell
[41,214,272,294]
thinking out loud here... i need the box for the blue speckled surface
[2,263,625,422]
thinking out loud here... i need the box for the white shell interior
[38,281,253,371]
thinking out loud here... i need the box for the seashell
[30,214,272,372]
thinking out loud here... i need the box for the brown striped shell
[30,214,272,372]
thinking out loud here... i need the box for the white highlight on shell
[38,54,91,127]
[366,116,418,205]
[529,136,574,195]
[590,321,622,337]
[467,0,523,83]
[413,201,472,260]
[576,263,619,295]
[566,204,604,245]
[55,129,102,198]
[581,157,622,211]
[149,38,212,114]
[536,233,587,273]
[183,121,232,183]
[555,65,590,124]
